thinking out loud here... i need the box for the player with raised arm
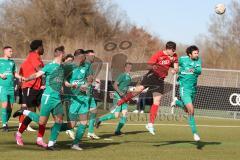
[95,63,132,136]
[18,40,45,132]
[0,46,25,131]
[171,45,202,141]
[59,49,93,150]
[14,46,66,150]
[114,41,178,135]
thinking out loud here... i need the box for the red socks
[19,115,25,123]
[19,123,27,133]
[37,124,46,138]
[18,116,32,133]
[149,104,159,124]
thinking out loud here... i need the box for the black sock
[22,116,32,126]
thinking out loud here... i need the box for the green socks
[1,108,7,126]
[28,112,40,123]
[73,124,86,145]
[60,122,72,132]
[115,116,127,133]
[7,107,12,121]
[88,113,96,134]
[99,113,116,122]
[188,115,197,134]
[175,100,198,135]
[49,123,62,141]
[1,107,13,125]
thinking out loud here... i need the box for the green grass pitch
[0,111,240,160]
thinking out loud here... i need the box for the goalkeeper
[171,45,202,142]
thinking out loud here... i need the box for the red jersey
[148,50,178,79]
[20,51,44,90]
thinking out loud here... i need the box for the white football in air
[215,4,226,15]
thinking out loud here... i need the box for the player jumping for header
[114,41,178,135]
[171,45,202,141]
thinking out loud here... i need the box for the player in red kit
[116,41,178,135]
[14,40,45,146]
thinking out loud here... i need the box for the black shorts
[140,71,164,94]
[16,87,24,104]
[22,88,43,108]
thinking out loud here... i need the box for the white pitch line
[4,120,240,128]
[103,123,240,128]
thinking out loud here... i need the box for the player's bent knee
[122,110,128,116]
[90,108,97,113]
[80,121,88,125]
[114,112,120,118]
[55,119,63,123]
[54,116,63,123]
[69,121,76,128]
[190,110,194,116]
[39,117,48,125]
[1,102,8,108]
[135,85,145,92]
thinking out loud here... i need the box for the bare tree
[197,0,240,69]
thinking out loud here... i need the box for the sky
[0,0,233,45]
[112,0,233,45]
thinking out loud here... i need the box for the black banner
[176,85,240,112]
[96,81,240,112]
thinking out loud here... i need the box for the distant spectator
[133,92,146,114]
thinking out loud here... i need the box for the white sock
[148,123,153,127]
[37,137,43,142]
[3,123,7,127]
[23,110,30,116]
[48,141,54,147]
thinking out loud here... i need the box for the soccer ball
[215,4,226,15]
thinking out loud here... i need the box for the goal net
[124,67,240,119]
[173,68,240,119]
[13,58,240,119]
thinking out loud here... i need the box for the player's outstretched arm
[14,72,25,81]
[113,81,123,97]
[25,71,45,82]
[14,72,22,79]
[171,62,179,74]
[194,59,202,75]
[64,81,77,88]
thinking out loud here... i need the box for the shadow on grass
[1,142,47,151]
[56,140,121,150]
[0,126,19,132]
[0,125,58,132]
[153,140,221,150]
[99,130,148,139]
[1,140,122,151]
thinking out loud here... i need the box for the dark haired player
[171,45,202,141]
